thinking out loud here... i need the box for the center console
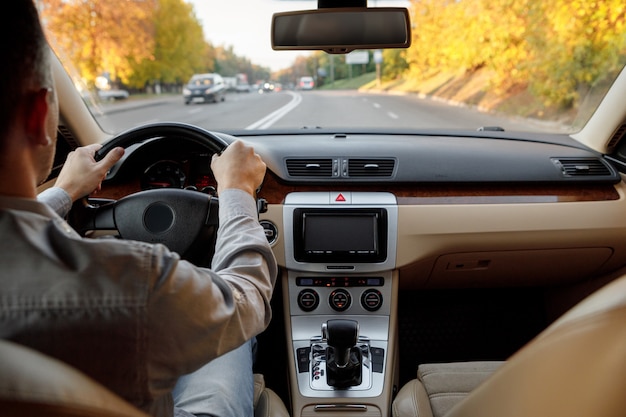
[282,192,398,416]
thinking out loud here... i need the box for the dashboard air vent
[286,159,333,177]
[348,159,395,177]
[606,124,626,153]
[552,158,612,177]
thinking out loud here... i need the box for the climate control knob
[297,289,319,312]
[329,288,351,312]
[361,289,383,312]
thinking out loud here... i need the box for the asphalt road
[95,89,562,134]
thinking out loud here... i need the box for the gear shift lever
[323,319,362,387]
[325,319,358,367]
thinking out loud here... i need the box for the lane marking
[388,112,399,119]
[373,103,381,109]
[188,108,202,114]
[246,91,302,130]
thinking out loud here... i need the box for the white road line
[388,112,399,119]
[188,108,202,114]
[246,91,302,130]
[373,103,381,109]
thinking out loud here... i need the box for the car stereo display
[293,208,388,263]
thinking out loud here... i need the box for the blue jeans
[172,339,255,417]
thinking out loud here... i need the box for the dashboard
[93,128,626,290]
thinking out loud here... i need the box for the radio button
[329,288,351,312]
[361,289,383,312]
[297,289,320,312]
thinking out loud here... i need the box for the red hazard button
[331,192,351,204]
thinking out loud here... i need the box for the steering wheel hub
[144,203,175,234]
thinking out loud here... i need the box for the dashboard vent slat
[606,124,626,152]
[552,158,612,177]
[286,159,333,177]
[348,159,395,177]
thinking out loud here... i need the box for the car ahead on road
[298,76,314,90]
[235,83,251,93]
[97,88,129,101]
[182,73,227,104]
[257,81,276,93]
[10,2,626,417]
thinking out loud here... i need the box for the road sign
[346,50,369,65]
[373,50,383,64]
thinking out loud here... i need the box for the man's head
[0,0,58,187]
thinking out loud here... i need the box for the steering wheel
[69,122,230,266]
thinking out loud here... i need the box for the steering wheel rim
[95,121,229,161]
[71,122,230,266]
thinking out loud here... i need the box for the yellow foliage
[40,0,212,89]
[41,0,156,87]
[405,0,626,108]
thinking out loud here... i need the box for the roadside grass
[125,92,179,101]
[318,72,376,90]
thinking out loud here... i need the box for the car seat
[392,273,626,417]
[0,339,290,417]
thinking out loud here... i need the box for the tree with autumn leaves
[43,0,155,89]
[127,0,214,90]
[39,0,251,91]
[404,0,626,109]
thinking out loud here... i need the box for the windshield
[40,0,626,135]
[189,76,215,86]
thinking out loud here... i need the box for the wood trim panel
[97,173,619,205]
[258,173,620,205]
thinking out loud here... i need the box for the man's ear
[24,88,52,146]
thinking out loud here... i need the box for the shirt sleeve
[37,187,73,218]
[146,188,278,378]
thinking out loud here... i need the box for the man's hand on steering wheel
[211,140,266,198]
[53,144,124,202]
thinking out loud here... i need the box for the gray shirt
[1,187,277,417]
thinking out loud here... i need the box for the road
[95,89,561,134]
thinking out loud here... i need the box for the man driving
[0,2,277,417]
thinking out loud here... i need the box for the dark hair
[0,0,51,141]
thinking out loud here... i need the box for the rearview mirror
[271,7,411,54]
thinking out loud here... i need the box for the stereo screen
[303,214,377,253]
[294,208,387,263]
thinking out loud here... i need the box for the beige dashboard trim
[261,182,626,289]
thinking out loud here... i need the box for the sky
[187,0,410,72]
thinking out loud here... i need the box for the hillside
[358,68,580,127]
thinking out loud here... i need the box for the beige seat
[0,339,290,417]
[393,361,504,417]
[392,273,626,417]
[254,373,291,417]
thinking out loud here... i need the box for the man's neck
[0,151,39,199]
